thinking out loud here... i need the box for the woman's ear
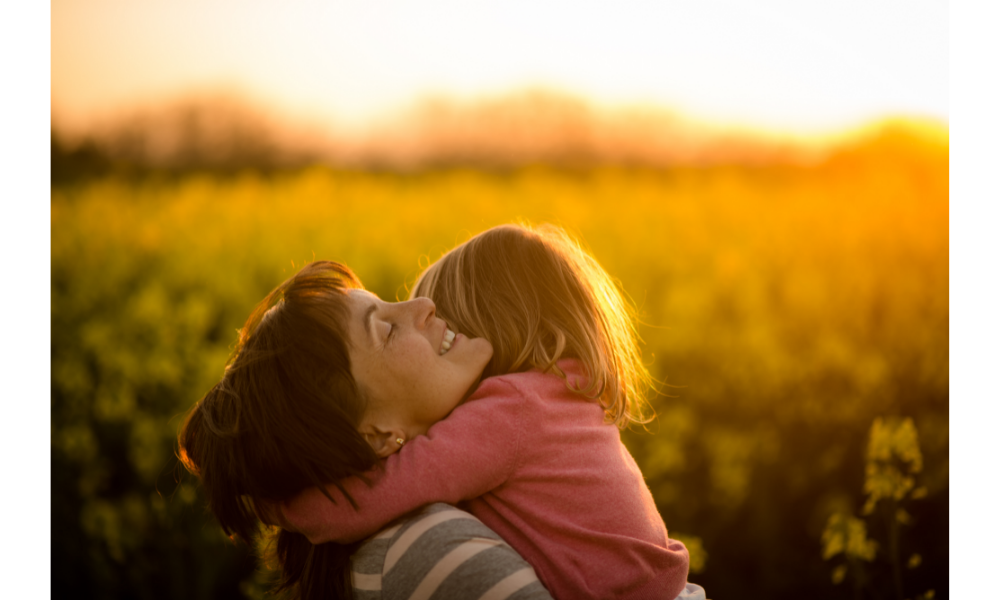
[360,424,406,458]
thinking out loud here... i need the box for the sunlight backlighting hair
[177,260,375,599]
[412,223,653,427]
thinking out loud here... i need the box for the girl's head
[177,261,492,544]
[411,223,652,427]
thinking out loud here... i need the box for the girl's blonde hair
[411,223,653,427]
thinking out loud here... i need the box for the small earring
[395,437,405,446]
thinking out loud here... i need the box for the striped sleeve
[351,503,552,600]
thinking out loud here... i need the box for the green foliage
[821,417,938,600]
[51,124,948,598]
[822,513,877,563]
[863,417,924,515]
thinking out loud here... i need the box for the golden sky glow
[52,0,946,134]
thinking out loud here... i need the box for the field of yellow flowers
[51,121,948,599]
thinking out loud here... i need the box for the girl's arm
[280,376,527,544]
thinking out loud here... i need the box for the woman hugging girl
[180,223,703,599]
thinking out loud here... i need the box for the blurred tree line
[51,96,300,186]
[51,90,830,186]
[51,111,947,599]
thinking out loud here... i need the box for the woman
[178,261,549,599]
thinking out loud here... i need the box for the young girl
[273,224,695,599]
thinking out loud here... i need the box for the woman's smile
[440,327,456,355]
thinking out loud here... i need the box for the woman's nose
[407,296,436,329]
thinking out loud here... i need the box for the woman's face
[345,289,493,439]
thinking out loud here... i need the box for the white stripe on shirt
[406,538,504,600]
[351,571,382,591]
[383,509,478,573]
[478,567,541,600]
[372,522,403,540]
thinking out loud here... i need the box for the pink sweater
[278,360,690,599]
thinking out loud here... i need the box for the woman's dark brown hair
[177,261,378,599]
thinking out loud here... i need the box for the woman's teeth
[440,328,457,355]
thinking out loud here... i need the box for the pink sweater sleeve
[279,377,525,544]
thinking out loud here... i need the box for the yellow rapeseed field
[51,121,948,598]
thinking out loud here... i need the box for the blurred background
[51,1,948,598]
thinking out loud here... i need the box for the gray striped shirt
[351,503,553,600]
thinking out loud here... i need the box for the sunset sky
[52,0,946,134]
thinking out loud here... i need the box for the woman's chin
[442,333,492,361]
[445,335,492,402]
[458,334,494,362]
